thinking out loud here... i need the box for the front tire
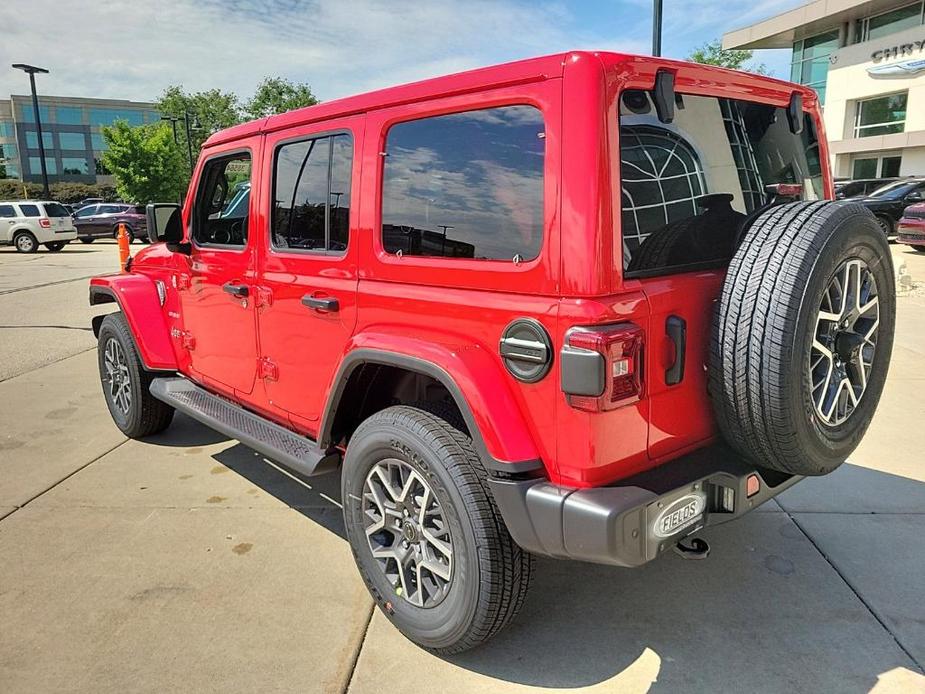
[97,313,174,438]
[80,237,95,244]
[342,405,533,654]
[45,241,67,252]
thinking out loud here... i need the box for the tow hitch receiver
[673,537,710,560]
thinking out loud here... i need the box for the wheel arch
[321,346,544,477]
[89,275,177,371]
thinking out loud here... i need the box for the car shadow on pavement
[143,412,232,448]
[155,418,923,692]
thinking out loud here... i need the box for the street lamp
[12,63,50,198]
[651,0,663,57]
[161,112,202,175]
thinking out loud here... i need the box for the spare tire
[710,201,895,476]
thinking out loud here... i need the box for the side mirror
[146,203,186,250]
[906,191,923,202]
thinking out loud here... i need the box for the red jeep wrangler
[89,52,894,653]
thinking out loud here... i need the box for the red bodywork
[898,203,925,248]
[90,51,831,488]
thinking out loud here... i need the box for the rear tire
[342,405,533,654]
[44,241,66,252]
[80,237,95,244]
[710,201,895,476]
[97,313,174,438]
[875,215,894,238]
[13,231,37,253]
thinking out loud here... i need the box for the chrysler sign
[868,40,925,77]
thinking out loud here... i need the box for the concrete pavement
[1,240,924,693]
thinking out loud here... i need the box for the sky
[0,0,805,105]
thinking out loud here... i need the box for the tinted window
[0,205,16,218]
[99,205,122,214]
[193,153,252,247]
[43,203,70,218]
[75,205,97,218]
[20,204,40,217]
[381,105,545,261]
[619,92,823,276]
[59,133,87,150]
[272,134,353,252]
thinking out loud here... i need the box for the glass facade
[791,31,839,104]
[89,108,144,127]
[28,156,57,175]
[854,93,907,137]
[25,130,55,149]
[56,106,84,125]
[856,2,924,42]
[91,133,107,150]
[19,105,51,122]
[58,132,87,150]
[0,122,13,137]
[61,157,90,175]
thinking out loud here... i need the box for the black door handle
[301,294,339,312]
[222,282,249,298]
[665,315,686,386]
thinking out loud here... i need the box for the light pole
[162,112,201,175]
[652,0,663,57]
[161,116,183,204]
[12,63,50,198]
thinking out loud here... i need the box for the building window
[28,157,57,175]
[851,154,902,178]
[61,157,90,175]
[58,132,87,150]
[56,106,84,125]
[0,143,17,159]
[91,133,107,151]
[18,105,51,123]
[25,130,54,149]
[856,2,924,42]
[2,164,20,179]
[95,158,110,175]
[0,122,13,137]
[89,108,144,127]
[791,31,839,104]
[882,156,902,177]
[381,105,545,261]
[854,93,907,137]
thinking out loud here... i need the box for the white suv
[0,201,78,253]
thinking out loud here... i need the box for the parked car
[853,178,925,237]
[897,202,925,253]
[0,200,77,252]
[834,177,898,199]
[73,203,148,243]
[88,52,895,653]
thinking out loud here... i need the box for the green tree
[156,85,241,155]
[687,39,769,75]
[244,77,319,119]
[101,121,187,203]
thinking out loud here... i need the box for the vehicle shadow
[157,417,923,691]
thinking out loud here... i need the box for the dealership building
[724,0,925,179]
[0,95,159,185]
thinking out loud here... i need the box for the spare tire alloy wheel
[362,458,453,608]
[811,259,880,426]
[711,201,895,476]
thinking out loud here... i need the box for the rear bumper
[898,219,925,246]
[488,444,801,567]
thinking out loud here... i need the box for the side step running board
[150,377,340,478]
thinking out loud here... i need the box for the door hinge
[171,328,195,350]
[255,286,273,309]
[258,357,279,381]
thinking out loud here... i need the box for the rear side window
[381,105,545,261]
[19,204,40,217]
[0,205,15,218]
[619,92,823,277]
[43,203,69,218]
[99,205,122,214]
[193,152,252,248]
[272,133,353,253]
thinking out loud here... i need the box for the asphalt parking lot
[1,240,924,693]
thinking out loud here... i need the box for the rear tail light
[39,218,51,228]
[561,323,644,412]
[767,183,803,198]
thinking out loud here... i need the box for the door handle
[301,294,339,312]
[665,315,686,386]
[222,282,249,298]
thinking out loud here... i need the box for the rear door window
[0,205,16,218]
[619,92,823,277]
[42,203,70,218]
[381,105,545,261]
[99,205,122,214]
[19,204,40,217]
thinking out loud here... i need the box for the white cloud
[0,0,649,105]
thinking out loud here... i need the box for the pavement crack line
[0,273,99,296]
[342,603,375,693]
[786,510,924,673]
[0,346,96,384]
[0,439,128,522]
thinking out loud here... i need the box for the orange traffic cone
[117,222,131,271]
